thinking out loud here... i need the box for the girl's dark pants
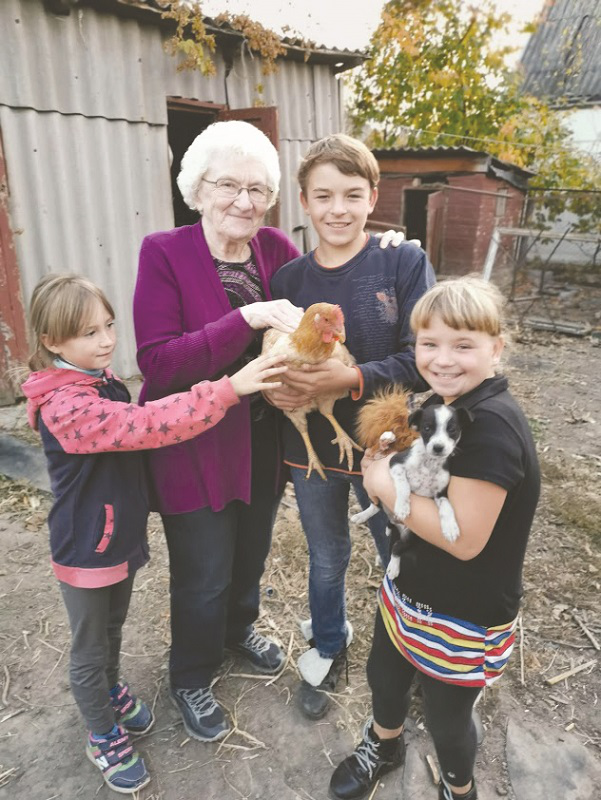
[163,412,279,689]
[60,575,135,734]
[368,609,481,788]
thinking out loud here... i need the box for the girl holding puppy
[329,276,540,800]
[21,274,286,795]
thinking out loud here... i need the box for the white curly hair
[177,120,281,212]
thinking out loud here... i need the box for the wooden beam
[0,129,29,404]
[379,156,488,174]
[496,226,600,243]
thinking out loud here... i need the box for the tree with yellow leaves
[348,0,600,231]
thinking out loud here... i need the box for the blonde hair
[297,134,380,194]
[27,274,114,371]
[410,276,505,337]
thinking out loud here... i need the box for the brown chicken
[261,302,362,480]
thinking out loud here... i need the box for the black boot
[329,722,405,800]
[297,648,348,720]
[438,778,478,800]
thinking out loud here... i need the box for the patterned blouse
[213,255,268,421]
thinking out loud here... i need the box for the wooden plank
[546,660,596,686]
[497,227,600,243]
[0,127,28,405]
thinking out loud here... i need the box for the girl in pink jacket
[22,274,286,795]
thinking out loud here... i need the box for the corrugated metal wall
[0,0,343,376]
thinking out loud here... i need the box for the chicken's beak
[335,324,346,344]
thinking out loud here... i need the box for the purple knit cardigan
[133,222,300,514]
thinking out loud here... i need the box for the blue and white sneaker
[110,681,154,735]
[86,725,150,795]
[170,686,230,742]
[227,628,285,674]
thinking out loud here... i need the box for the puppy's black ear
[408,408,423,429]
[456,408,474,429]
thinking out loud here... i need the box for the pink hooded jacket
[22,368,239,588]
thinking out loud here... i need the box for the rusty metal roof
[520,0,601,106]
[374,146,488,157]
[372,146,534,189]
[373,146,535,174]
[90,0,367,71]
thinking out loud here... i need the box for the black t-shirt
[398,375,541,627]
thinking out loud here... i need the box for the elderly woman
[133,121,303,742]
[134,121,404,743]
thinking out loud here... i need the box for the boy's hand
[283,359,359,397]
[229,354,288,396]
[265,384,311,412]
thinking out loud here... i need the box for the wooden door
[426,190,445,271]
[218,107,280,228]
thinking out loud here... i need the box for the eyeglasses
[202,178,273,205]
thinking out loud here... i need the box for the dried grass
[1,327,601,797]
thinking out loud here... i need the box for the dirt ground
[0,282,600,800]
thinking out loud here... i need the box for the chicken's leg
[299,431,327,481]
[287,412,327,480]
[322,413,363,470]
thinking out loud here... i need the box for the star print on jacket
[21,367,238,590]
[23,368,235,454]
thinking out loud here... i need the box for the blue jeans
[291,467,389,659]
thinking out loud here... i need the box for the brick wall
[370,166,526,277]
[442,176,525,275]
[371,174,413,226]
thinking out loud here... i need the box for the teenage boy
[268,134,436,719]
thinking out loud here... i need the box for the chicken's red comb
[333,305,344,323]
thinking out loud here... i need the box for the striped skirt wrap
[378,576,517,688]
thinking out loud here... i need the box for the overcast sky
[203,0,545,57]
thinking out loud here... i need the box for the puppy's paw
[351,504,378,524]
[393,500,410,522]
[379,431,396,448]
[386,555,401,580]
[438,499,460,542]
[442,520,460,542]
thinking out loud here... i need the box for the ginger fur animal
[355,386,418,456]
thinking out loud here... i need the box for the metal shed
[370,147,533,276]
[0,0,364,400]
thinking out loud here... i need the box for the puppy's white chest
[408,461,449,497]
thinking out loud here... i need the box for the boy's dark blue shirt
[271,236,436,472]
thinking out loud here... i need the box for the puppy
[353,403,473,579]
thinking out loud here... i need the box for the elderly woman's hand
[240,299,304,333]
